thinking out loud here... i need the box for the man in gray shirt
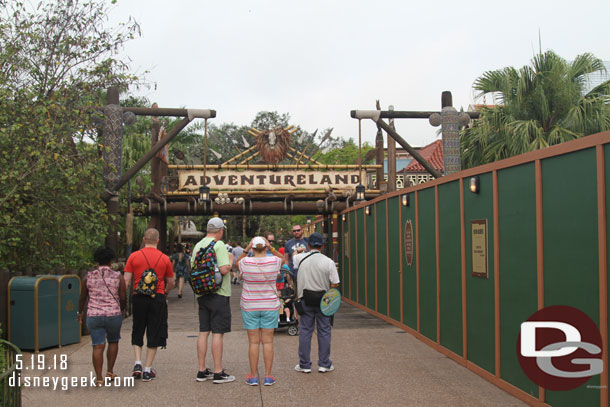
[231,242,244,285]
[292,233,340,374]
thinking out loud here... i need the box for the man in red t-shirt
[124,228,174,382]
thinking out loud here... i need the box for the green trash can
[8,276,59,352]
[57,275,81,346]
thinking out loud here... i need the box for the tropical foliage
[0,0,140,272]
[0,0,381,272]
[461,51,610,167]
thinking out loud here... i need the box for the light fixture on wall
[469,176,480,194]
[199,185,210,203]
[401,194,409,207]
[342,214,346,222]
[306,216,312,224]
[355,184,366,201]
[365,206,371,216]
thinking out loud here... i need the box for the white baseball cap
[207,217,226,230]
[252,236,266,248]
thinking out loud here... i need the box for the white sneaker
[318,365,335,373]
[294,364,311,373]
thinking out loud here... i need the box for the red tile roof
[400,140,443,173]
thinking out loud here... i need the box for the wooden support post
[387,105,397,192]
[440,91,462,175]
[159,213,168,253]
[151,108,161,195]
[103,86,122,254]
[332,212,339,263]
[376,120,442,179]
[375,101,386,192]
[375,127,385,191]
[148,109,163,247]
[108,117,191,195]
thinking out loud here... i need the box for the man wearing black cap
[292,232,340,374]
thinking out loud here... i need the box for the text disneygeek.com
[9,372,135,390]
[9,354,134,389]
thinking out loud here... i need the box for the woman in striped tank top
[237,236,284,386]
[78,247,126,386]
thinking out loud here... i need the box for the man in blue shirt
[283,224,309,281]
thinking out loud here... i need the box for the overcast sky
[109,0,609,148]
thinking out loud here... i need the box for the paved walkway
[21,284,525,406]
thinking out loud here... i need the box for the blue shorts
[87,315,122,346]
[241,310,279,330]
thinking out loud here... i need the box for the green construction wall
[606,144,610,405]
[418,188,437,341]
[438,181,463,356]
[543,148,600,407]
[340,132,610,407]
[366,204,376,310]
[376,201,388,316]
[464,171,495,374]
[348,210,356,301]
[388,197,402,321]
[401,194,417,329]
[497,163,538,397]
[356,209,366,306]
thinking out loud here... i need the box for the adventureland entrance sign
[179,170,361,191]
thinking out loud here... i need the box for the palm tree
[461,51,610,167]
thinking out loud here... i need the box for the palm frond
[569,53,606,85]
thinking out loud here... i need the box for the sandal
[96,379,104,387]
[105,372,117,380]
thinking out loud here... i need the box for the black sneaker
[196,368,214,382]
[132,364,142,379]
[142,369,156,382]
[213,370,235,384]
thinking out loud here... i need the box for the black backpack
[134,252,161,298]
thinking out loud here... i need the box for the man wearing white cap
[191,217,235,384]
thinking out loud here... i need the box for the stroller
[276,268,299,336]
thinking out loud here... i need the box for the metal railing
[0,339,21,407]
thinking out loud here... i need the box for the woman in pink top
[78,247,126,387]
[237,236,283,386]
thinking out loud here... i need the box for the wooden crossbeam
[221,145,257,167]
[288,146,323,166]
[238,151,260,165]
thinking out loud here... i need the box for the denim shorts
[86,315,122,346]
[241,309,279,330]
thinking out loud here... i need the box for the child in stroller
[277,265,298,335]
